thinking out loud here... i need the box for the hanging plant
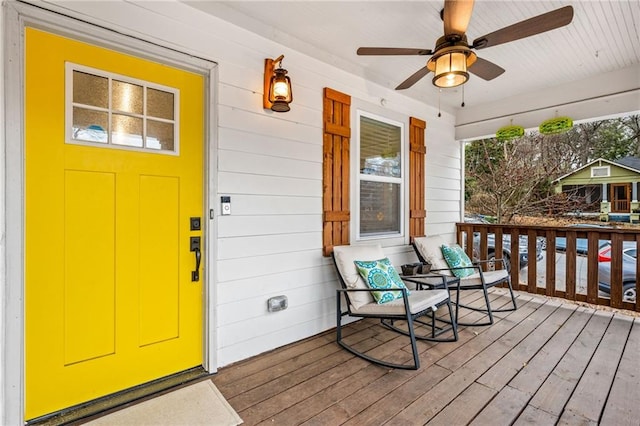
[539,116,573,135]
[496,125,525,141]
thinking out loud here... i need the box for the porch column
[633,181,638,202]
[601,183,607,201]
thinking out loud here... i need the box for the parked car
[464,215,543,271]
[554,223,611,254]
[598,242,637,302]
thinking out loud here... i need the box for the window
[356,111,404,239]
[591,166,610,177]
[66,63,179,154]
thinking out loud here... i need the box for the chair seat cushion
[354,257,409,304]
[351,289,449,316]
[460,269,509,287]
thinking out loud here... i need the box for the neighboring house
[553,156,640,223]
[0,1,638,424]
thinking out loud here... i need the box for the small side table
[400,273,460,292]
[400,272,460,333]
[400,273,462,327]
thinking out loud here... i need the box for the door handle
[190,237,201,282]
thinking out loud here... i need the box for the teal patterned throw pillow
[441,244,475,278]
[354,258,409,304]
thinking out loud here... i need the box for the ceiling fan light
[432,51,468,88]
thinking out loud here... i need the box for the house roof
[615,156,640,172]
[553,157,640,184]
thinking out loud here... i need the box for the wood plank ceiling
[188,1,640,129]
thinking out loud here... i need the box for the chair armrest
[337,287,410,300]
[430,265,482,273]
[474,259,505,264]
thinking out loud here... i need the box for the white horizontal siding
[217,194,320,216]
[218,150,321,180]
[217,215,320,238]
[30,0,462,367]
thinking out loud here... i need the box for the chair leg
[336,292,419,370]
[446,299,458,341]
[454,284,495,326]
[385,302,458,343]
[490,278,518,312]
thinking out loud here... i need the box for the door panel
[25,28,205,419]
[64,170,116,364]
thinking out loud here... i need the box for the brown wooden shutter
[323,88,351,256]
[409,117,427,241]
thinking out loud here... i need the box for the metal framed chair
[412,235,517,326]
[332,244,458,370]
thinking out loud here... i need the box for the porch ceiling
[187,1,640,139]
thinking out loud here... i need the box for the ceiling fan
[357,0,574,90]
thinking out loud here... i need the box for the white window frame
[354,109,407,243]
[591,165,610,178]
[65,62,180,155]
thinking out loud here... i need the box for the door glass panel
[147,120,174,151]
[72,107,108,143]
[73,71,108,108]
[112,114,143,147]
[147,88,175,120]
[112,80,143,114]
[67,64,179,154]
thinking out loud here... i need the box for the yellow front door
[25,28,205,420]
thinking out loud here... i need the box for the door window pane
[71,107,108,143]
[67,63,179,154]
[147,88,175,120]
[73,71,108,108]
[147,120,174,151]
[112,114,143,147]
[112,80,143,114]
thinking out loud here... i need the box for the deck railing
[456,222,640,313]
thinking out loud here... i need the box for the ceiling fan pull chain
[461,85,465,107]
[438,89,442,117]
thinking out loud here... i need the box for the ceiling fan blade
[395,66,431,90]
[468,57,505,81]
[357,47,432,56]
[444,0,475,36]
[473,5,573,49]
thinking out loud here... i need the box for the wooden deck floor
[211,289,640,426]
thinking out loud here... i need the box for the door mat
[84,380,243,425]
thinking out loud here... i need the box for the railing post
[586,233,600,305]
[565,230,577,301]
[545,229,557,297]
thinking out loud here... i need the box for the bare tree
[464,115,640,223]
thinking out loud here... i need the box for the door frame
[2,3,219,424]
[610,183,631,213]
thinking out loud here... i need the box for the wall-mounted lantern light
[263,55,293,112]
